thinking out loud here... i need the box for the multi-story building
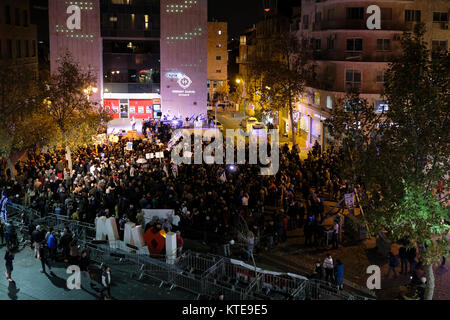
[0,0,38,77]
[294,0,450,149]
[48,0,207,121]
[207,21,228,104]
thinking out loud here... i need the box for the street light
[236,77,246,117]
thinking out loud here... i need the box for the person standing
[4,250,14,283]
[399,245,408,275]
[47,230,58,262]
[176,231,184,257]
[100,266,112,299]
[407,247,417,274]
[323,254,334,283]
[334,259,345,290]
[387,251,399,278]
[39,244,50,273]
[331,220,340,249]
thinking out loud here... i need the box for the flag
[219,171,227,183]
[0,192,8,223]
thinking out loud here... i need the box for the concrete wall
[160,0,207,119]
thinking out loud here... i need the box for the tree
[328,90,385,186]
[332,24,449,299]
[0,64,50,179]
[44,53,110,170]
[249,33,311,146]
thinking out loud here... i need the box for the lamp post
[236,78,246,117]
[84,85,98,101]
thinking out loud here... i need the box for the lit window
[326,96,333,109]
[218,30,222,35]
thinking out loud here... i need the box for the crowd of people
[0,120,362,294]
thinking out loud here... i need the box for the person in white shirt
[323,254,334,282]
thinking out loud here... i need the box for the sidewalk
[0,245,196,300]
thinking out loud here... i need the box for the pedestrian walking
[323,254,334,283]
[386,251,399,278]
[407,247,417,274]
[100,266,112,299]
[79,250,94,289]
[312,261,323,280]
[5,250,14,283]
[334,259,344,290]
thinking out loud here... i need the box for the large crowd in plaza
[0,120,372,294]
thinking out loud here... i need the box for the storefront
[103,93,161,120]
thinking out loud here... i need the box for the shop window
[129,107,135,114]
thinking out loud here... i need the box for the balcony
[313,20,411,31]
[312,50,395,63]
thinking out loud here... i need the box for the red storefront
[103,94,161,120]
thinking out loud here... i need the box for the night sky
[208,0,301,37]
[208,0,262,37]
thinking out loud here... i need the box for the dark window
[25,40,29,57]
[327,8,335,21]
[32,40,36,57]
[405,10,421,22]
[23,10,28,26]
[327,37,334,50]
[311,38,321,51]
[5,5,11,24]
[433,12,448,22]
[346,7,364,20]
[346,38,363,51]
[16,40,21,58]
[303,15,309,29]
[345,70,361,90]
[0,40,2,59]
[216,69,221,73]
[7,39,12,58]
[216,56,221,60]
[377,39,391,51]
[376,70,385,83]
[381,8,392,20]
[432,40,448,51]
[15,8,20,26]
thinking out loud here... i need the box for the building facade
[0,0,38,76]
[294,0,450,149]
[48,0,208,121]
[207,21,228,104]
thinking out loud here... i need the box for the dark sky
[208,0,301,37]
[208,0,262,38]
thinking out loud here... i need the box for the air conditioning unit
[441,22,449,30]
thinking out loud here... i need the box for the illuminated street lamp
[236,77,246,117]
[84,85,98,101]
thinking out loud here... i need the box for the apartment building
[294,0,450,149]
[0,0,38,77]
[207,21,228,104]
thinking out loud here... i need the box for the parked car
[240,117,265,132]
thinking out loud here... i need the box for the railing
[6,203,373,300]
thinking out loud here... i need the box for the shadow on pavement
[46,271,70,291]
[8,281,20,300]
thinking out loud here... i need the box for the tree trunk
[66,146,73,172]
[6,157,15,181]
[424,264,435,300]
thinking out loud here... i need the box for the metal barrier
[7,203,372,300]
